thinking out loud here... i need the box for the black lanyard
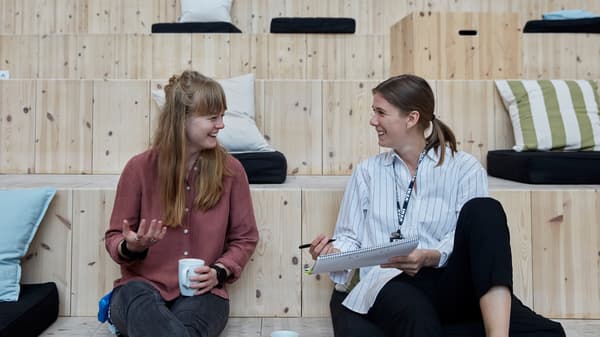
[390,150,427,242]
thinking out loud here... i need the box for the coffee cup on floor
[178,258,205,296]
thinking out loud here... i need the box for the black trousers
[330,198,565,337]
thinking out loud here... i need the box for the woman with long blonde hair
[105,70,259,337]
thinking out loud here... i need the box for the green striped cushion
[495,80,600,151]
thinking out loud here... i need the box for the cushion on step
[0,282,59,337]
[487,150,600,184]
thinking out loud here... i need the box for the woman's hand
[188,265,219,295]
[309,234,339,260]
[381,249,441,276]
[121,219,167,253]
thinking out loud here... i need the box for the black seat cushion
[232,151,287,184]
[487,150,600,184]
[523,18,600,33]
[270,17,356,34]
[0,282,59,337]
[152,22,241,33]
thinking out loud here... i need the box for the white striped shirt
[330,147,488,314]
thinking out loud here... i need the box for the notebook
[307,237,419,274]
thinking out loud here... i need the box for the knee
[459,197,508,234]
[461,197,504,219]
[115,280,160,305]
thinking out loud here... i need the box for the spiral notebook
[307,236,419,274]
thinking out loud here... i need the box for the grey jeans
[110,280,229,337]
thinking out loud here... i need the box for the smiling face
[369,92,414,149]
[185,111,225,152]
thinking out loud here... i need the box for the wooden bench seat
[1,174,598,319]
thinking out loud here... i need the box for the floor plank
[261,317,333,337]
[40,317,600,337]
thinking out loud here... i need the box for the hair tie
[431,114,436,122]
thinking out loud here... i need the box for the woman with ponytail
[309,75,564,337]
[105,70,258,337]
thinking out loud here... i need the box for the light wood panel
[4,34,390,80]
[17,0,54,34]
[0,80,36,173]
[322,80,380,175]
[267,35,306,79]
[70,189,119,316]
[532,190,600,318]
[575,35,600,79]
[191,34,232,79]
[263,80,322,175]
[0,35,38,78]
[391,12,522,79]
[436,80,495,165]
[54,0,88,34]
[35,80,93,173]
[306,35,346,80]
[522,35,577,79]
[228,188,302,317]
[38,34,78,78]
[0,0,17,34]
[92,80,150,174]
[301,189,344,317]
[151,34,192,79]
[114,34,153,79]
[345,35,386,80]
[21,189,73,316]
[491,190,533,307]
[77,35,116,79]
[152,0,179,25]
[3,0,600,35]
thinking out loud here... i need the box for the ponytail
[425,118,457,166]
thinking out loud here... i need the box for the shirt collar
[382,147,440,167]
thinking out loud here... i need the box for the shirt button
[183,251,189,256]
[185,207,189,212]
[193,166,198,171]
[184,229,189,234]
[186,186,191,191]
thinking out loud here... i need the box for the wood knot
[549,215,564,223]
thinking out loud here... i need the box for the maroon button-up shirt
[105,149,259,301]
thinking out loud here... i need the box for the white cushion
[220,73,255,119]
[179,0,233,23]
[219,110,274,153]
[495,79,600,151]
[152,74,274,153]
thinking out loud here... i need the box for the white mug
[178,258,205,296]
[270,330,299,337]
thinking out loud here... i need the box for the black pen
[298,239,336,249]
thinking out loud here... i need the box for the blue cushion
[542,9,598,20]
[0,188,56,302]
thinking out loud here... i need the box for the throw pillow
[152,74,274,153]
[152,73,255,119]
[0,188,56,302]
[219,110,274,153]
[179,0,233,23]
[495,80,600,151]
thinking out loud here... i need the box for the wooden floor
[41,317,599,337]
